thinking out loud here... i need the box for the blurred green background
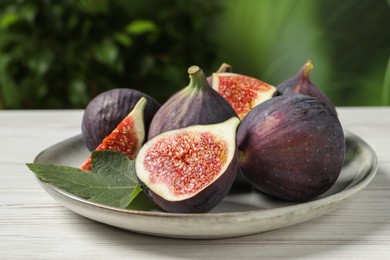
[0,0,389,109]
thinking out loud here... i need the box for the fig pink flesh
[143,131,228,196]
[215,74,274,118]
[80,116,138,171]
[97,118,138,157]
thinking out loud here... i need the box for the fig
[147,65,237,140]
[237,94,345,201]
[212,72,277,119]
[80,97,147,171]
[277,60,337,116]
[136,117,240,213]
[82,88,160,151]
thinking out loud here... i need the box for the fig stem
[188,65,201,75]
[216,63,233,73]
[188,65,210,91]
[302,60,314,78]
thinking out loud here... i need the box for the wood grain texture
[1,108,389,259]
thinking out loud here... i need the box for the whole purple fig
[82,88,160,151]
[277,60,337,116]
[147,65,237,140]
[237,94,345,201]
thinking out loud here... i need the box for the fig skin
[147,65,237,140]
[136,117,240,213]
[277,60,337,116]
[82,88,160,151]
[237,94,345,201]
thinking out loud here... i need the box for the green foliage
[213,0,390,106]
[382,56,390,105]
[0,0,221,108]
[1,0,389,108]
[27,151,143,208]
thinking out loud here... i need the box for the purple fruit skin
[147,70,237,140]
[277,69,337,116]
[138,148,238,213]
[82,88,160,151]
[237,94,345,201]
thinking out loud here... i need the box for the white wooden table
[1,108,389,259]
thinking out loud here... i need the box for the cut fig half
[212,72,277,119]
[136,117,240,213]
[80,97,147,172]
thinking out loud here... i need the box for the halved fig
[237,94,345,201]
[212,72,277,119]
[277,60,337,116]
[136,117,240,213]
[82,88,160,151]
[80,97,147,172]
[147,65,237,140]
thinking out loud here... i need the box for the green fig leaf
[27,151,143,208]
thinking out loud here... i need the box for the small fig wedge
[237,94,345,201]
[82,88,160,151]
[136,117,240,213]
[80,97,147,172]
[212,72,277,119]
[147,65,237,140]
[277,60,337,116]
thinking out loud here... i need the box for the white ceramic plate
[33,130,377,239]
